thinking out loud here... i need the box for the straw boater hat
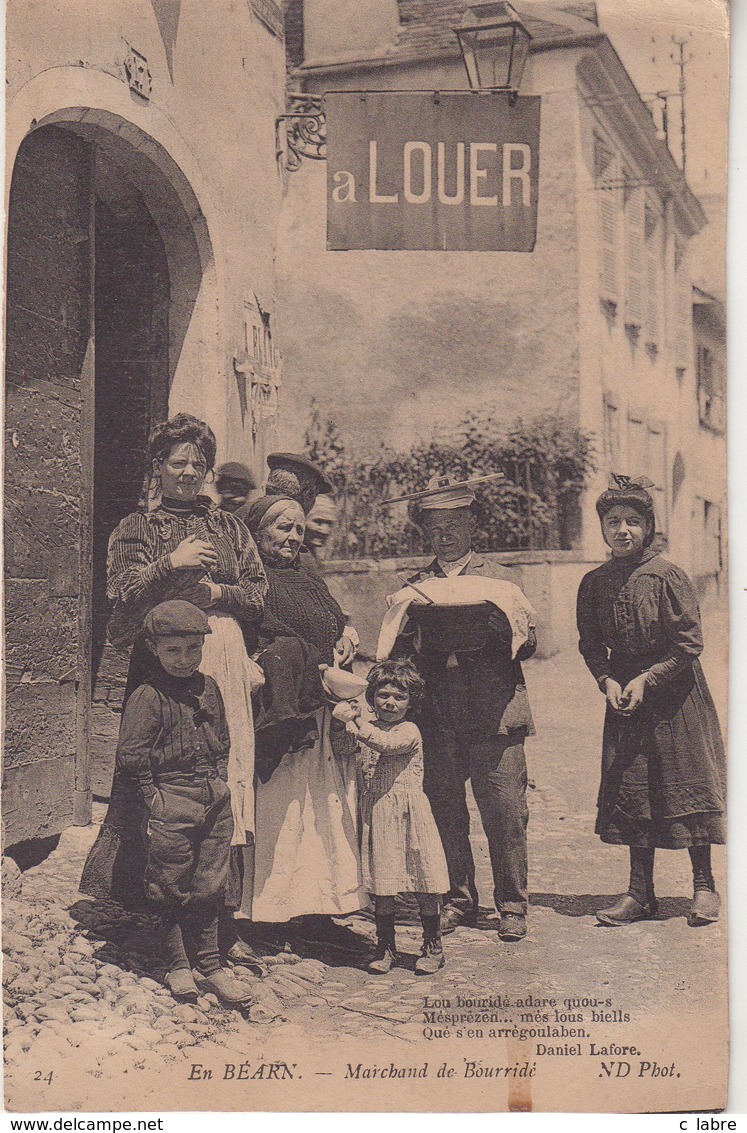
[383,472,504,509]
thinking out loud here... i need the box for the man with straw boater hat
[384,473,537,943]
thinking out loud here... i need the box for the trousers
[144,775,233,906]
[422,731,529,916]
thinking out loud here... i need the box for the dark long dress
[576,547,726,848]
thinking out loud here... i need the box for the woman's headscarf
[595,474,657,548]
[244,495,304,540]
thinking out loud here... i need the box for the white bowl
[321,667,368,700]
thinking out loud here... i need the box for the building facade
[4,0,288,847]
[3,0,726,849]
[274,0,720,578]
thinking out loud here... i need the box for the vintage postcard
[2,0,730,1115]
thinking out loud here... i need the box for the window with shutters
[626,413,668,533]
[647,422,668,531]
[702,500,723,576]
[603,396,621,468]
[674,238,691,366]
[627,412,647,476]
[624,184,644,327]
[594,135,620,305]
[644,198,663,345]
[697,345,726,433]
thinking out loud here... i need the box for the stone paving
[3,636,729,1110]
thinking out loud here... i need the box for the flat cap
[143,600,212,638]
[216,462,256,485]
[267,452,334,492]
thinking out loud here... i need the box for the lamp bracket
[276,94,327,172]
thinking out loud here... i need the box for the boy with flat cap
[392,475,537,943]
[215,461,256,514]
[116,599,252,1007]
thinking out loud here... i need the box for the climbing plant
[305,401,596,558]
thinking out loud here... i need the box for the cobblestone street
[3,634,728,1112]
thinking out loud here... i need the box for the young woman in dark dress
[576,477,725,928]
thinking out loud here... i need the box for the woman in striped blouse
[81,414,268,971]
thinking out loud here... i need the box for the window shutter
[674,239,691,365]
[627,413,647,476]
[595,137,618,302]
[644,201,661,342]
[604,397,620,466]
[647,423,668,531]
[625,187,644,325]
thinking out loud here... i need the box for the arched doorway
[4,118,210,845]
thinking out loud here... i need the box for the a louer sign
[326,91,540,252]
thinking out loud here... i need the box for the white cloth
[200,612,262,846]
[377,575,537,662]
[252,705,368,922]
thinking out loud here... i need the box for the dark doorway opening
[90,153,170,796]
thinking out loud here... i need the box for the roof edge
[294,29,603,79]
[577,40,706,238]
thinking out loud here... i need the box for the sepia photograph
[1,0,732,1115]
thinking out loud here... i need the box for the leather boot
[368,914,397,974]
[415,915,445,974]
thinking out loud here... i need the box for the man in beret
[116,600,252,1007]
[215,462,256,514]
[263,452,334,515]
[393,477,537,943]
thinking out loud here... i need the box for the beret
[267,452,334,492]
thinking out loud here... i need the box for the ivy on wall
[305,402,597,559]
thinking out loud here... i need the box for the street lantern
[454,2,532,97]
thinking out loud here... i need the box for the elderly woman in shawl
[243,494,367,934]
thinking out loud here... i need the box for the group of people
[79,414,726,1011]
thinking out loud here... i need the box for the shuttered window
[644,199,662,343]
[674,238,691,365]
[604,396,621,467]
[627,413,668,533]
[647,422,667,531]
[697,345,726,432]
[595,136,619,303]
[625,186,644,325]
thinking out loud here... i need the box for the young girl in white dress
[335,660,449,975]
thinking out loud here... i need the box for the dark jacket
[116,667,229,799]
[394,554,536,738]
[80,666,229,908]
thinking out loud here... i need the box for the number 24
[34,1070,53,1085]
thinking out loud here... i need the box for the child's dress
[356,718,449,896]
